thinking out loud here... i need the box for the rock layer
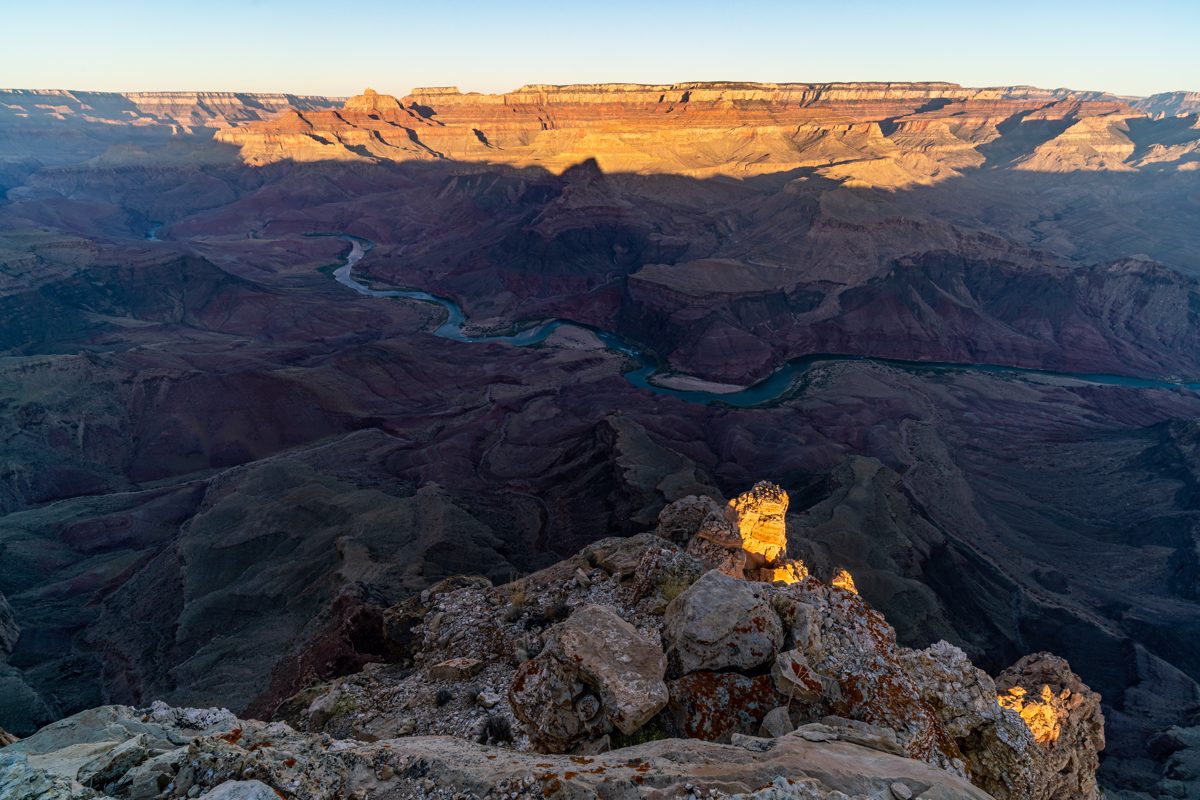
[214,83,1199,186]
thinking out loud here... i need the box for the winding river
[329,235,1200,407]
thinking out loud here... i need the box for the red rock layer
[214,82,1193,184]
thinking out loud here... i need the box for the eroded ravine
[331,235,1200,406]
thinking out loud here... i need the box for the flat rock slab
[427,658,484,681]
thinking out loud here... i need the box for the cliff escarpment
[214,84,1199,185]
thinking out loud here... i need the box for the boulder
[198,780,281,800]
[667,672,784,742]
[0,752,93,800]
[77,733,149,788]
[122,747,187,800]
[900,640,1036,800]
[584,533,663,579]
[550,606,668,734]
[771,594,823,657]
[0,728,15,747]
[817,716,906,756]
[427,657,483,681]
[631,545,706,604]
[663,570,783,674]
[759,706,794,738]
[654,495,725,545]
[509,604,667,751]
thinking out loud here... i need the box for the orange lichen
[998,684,1062,744]
[831,568,858,594]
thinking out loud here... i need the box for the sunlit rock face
[997,653,1105,800]
[212,83,1200,186]
[726,480,790,571]
[660,486,836,585]
[831,568,859,594]
[342,87,403,114]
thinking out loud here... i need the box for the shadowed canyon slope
[1,82,1199,798]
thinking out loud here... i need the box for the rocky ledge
[0,483,1103,799]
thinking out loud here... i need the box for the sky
[3,0,1197,97]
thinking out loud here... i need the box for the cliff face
[213,83,1197,185]
[1133,91,1200,118]
[0,89,339,129]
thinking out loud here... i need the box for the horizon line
[2,81,1197,100]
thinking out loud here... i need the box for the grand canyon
[1,77,1199,800]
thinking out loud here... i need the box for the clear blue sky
[4,0,1197,97]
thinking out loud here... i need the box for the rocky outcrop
[255,486,1104,797]
[659,485,811,582]
[997,653,1105,800]
[212,82,1200,184]
[727,481,790,571]
[342,87,403,114]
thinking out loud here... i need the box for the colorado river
[330,235,1200,407]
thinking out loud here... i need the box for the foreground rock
[663,570,783,674]
[4,481,1106,799]
[255,483,1104,798]
[509,603,667,751]
[0,702,996,799]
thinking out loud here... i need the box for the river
[329,235,1200,407]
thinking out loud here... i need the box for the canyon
[1,81,1199,798]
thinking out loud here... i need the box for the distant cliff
[211,83,1200,186]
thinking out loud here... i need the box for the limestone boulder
[509,604,667,751]
[759,706,794,738]
[77,733,149,789]
[427,657,483,681]
[584,533,664,579]
[663,570,783,675]
[667,672,784,742]
[198,780,281,800]
[654,495,725,545]
[508,651,605,753]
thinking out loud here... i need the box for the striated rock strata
[214,83,1200,185]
